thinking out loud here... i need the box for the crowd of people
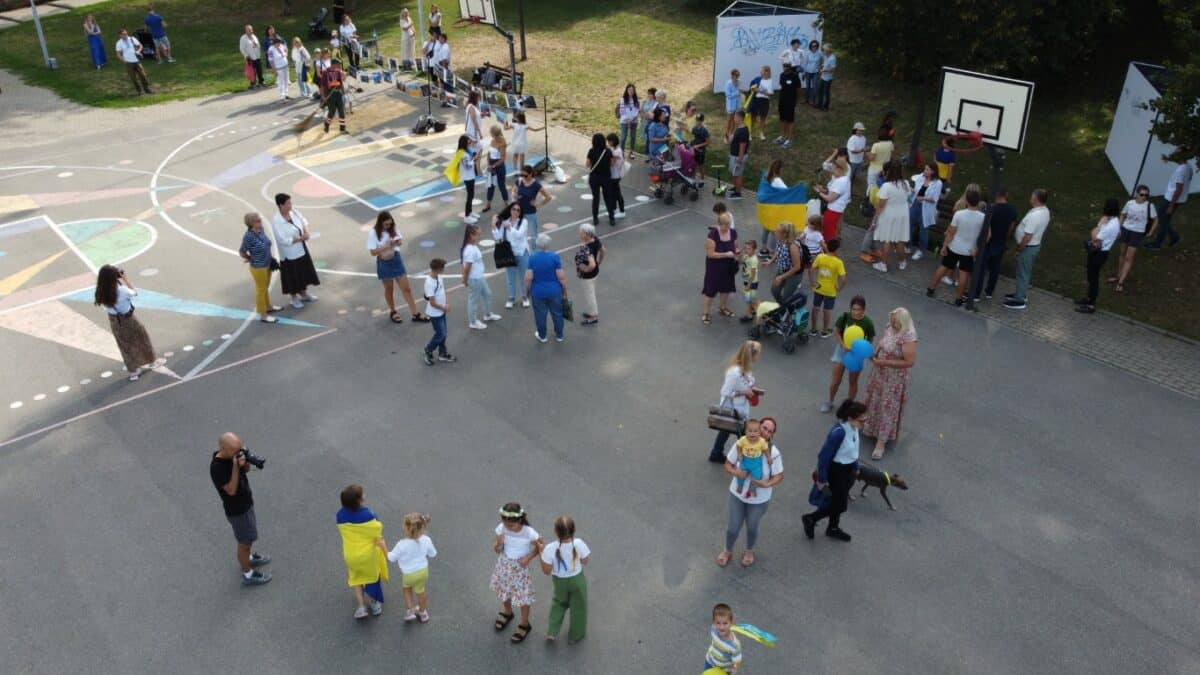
[73,13,1198,672]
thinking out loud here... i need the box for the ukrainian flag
[336,507,389,603]
[757,173,809,232]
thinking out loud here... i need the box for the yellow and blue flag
[444,149,465,186]
[756,173,809,232]
[336,507,389,602]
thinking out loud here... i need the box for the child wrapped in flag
[336,484,390,619]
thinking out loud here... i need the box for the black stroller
[135,30,157,60]
[309,7,331,39]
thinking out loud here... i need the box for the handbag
[561,295,574,322]
[619,158,632,179]
[269,257,280,271]
[808,471,832,509]
[493,226,516,268]
[244,59,256,83]
[706,397,743,434]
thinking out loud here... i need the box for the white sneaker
[534,331,548,343]
[464,214,479,224]
[369,600,383,616]
[898,260,908,270]
[484,313,502,321]
[521,298,530,308]
[404,608,417,622]
[942,277,956,286]
[911,251,924,261]
[615,210,626,219]
[872,262,888,273]
[290,298,304,309]
[301,293,318,302]
[470,320,487,330]
[505,300,515,309]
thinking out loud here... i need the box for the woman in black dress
[702,212,739,325]
[271,193,321,309]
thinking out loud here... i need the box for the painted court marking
[0,328,338,450]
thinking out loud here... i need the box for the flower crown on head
[499,507,524,519]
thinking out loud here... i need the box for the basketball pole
[517,0,527,61]
[30,0,54,68]
[965,143,1007,312]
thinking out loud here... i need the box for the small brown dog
[851,464,908,510]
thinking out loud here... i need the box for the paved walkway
[836,225,1200,399]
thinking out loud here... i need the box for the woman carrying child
[718,417,783,568]
[539,516,590,644]
[386,512,437,623]
[491,502,543,643]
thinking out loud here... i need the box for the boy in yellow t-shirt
[811,239,847,339]
[734,419,769,498]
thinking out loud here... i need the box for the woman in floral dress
[862,307,918,459]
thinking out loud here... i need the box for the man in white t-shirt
[845,122,867,187]
[1004,189,1051,310]
[1145,150,1193,248]
[779,38,804,69]
[115,28,151,95]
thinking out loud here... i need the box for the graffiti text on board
[728,22,813,56]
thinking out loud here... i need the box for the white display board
[458,0,496,26]
[712,2,821,93]
[936,67,1034,152]
[1105,62,1200,198]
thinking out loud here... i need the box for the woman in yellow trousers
[239,213,283,322]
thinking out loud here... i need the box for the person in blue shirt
[646,108,670,160]
[524,233,570,342]
[144,5,174,63]
[723,69,741,139]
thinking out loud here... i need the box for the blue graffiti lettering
[728,22,812,56]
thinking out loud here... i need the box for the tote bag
[493,226,516,268]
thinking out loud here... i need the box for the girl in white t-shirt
[539,516,590,644]
[460,223,498,329]
[386,513,437,623]
[490,502,542,643]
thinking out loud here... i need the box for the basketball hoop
[945,130,985,153]
[455,15,484,27]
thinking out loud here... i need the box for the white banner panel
[713,7,821,93]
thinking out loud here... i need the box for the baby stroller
[748,287,810,353]
[135,30,157,60]
[649,143,700,205]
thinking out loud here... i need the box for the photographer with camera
[93,264,164,382]
[210,432,272,586]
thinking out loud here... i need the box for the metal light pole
[30,0,55,69]
[517,0,527,61]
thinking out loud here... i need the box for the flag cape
[336,507,389,602]
[756,172,809,232]
[742,90,754,133]
[443,149,465,186]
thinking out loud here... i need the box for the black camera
[239,447,266,470]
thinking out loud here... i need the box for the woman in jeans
[238,212,282,323]
[525,234,569,343]
[482,125,509,212]
[616,83,641,157]
[717,416,783,568]
[491,202,530,309]
[802,399,866,543]
[708,340,763,462]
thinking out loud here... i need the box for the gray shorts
[154,36,170,50]
[227,507,258,544]
[729,155,746,177]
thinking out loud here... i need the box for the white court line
[0,166,54,181]
[183,313,255,380]
[285,158,379,212]
[0,328,338,451]
[0,285,93,317]
[148,122,240,256]
[0,213,53,230]
[44,219,98,274]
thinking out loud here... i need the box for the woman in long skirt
[84,15,106,69]
[94,265,161,381]
[271,193,321,308]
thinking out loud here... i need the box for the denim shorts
[812,291,836,310]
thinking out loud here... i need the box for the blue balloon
[851,338,873,360]
[842,351,863,373]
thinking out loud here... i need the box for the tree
[1146,0,1200,161]
[812,0,1121,167]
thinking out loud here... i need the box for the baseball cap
[853,122,866,131]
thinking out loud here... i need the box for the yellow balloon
[703,669,728,675]
[843,325,864,349]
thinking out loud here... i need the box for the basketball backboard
[936,67,1034,152]
[458,0,496,26]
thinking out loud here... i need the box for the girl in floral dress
[862,307,918,460]
[490,503,543,643]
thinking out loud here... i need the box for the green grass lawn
[2,0,1195,337]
